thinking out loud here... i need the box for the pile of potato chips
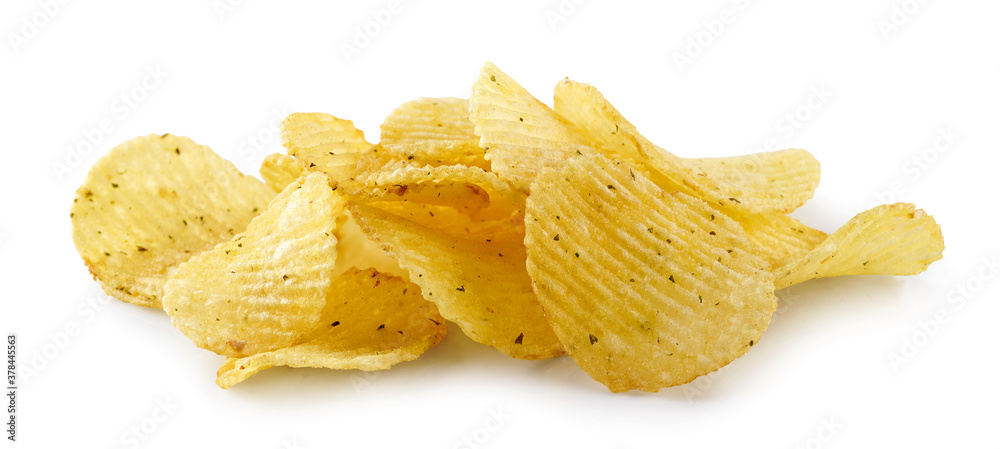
[71,62,944,392]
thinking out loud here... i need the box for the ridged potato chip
[163,173,343,357]
[216,268,446,389]
[352,204,564,360]
[553,79,820,215]
[737,213,829,269]
[71,133,276,308]
[334,212,406,279]
[259,153,304,193]
[525,154,776,392]
[470,62,595,192]
[775,203,944,289]
[379,97,488,170]
[344,158,523,222]
[280,113,371,183]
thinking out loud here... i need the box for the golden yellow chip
[553,79,820,215]
[163,172,344,357]
[525,154,776,392]
[259,153,304,193]
[775,203,944,288]
[470,62,595,192]
[352,203,564,360]
[736,213,829,269]
[71,133,276,308]
[216,268,446,389]
[344,157,523,222]
[280,113,371,183]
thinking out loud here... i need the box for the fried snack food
[71,133,275,308]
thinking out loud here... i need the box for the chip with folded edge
[216,268,446,389]
[71,133,276,308]
[163,172,343,358]
[525,153,777,392]
[774,203,944,289]
[280,113,371,184]
[352,203,564,360]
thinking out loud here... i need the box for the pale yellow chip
[259,153,304,193]
[775,203,944,289]
[525,154,777,392]
[280,113,371,183]
[163,172,344,357]
[71,133,276,308]
[352,203,564,360]
[553,79,820,215]
[216,268,446,389]
[344,157,523,222]
[470,62,596,192]
[380,97,476,144]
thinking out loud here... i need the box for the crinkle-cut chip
[470,62,595,191]
[216,268,446,389]
[735,213,828,269]
[774,203,944,289]
[369,201,525,237]
[352,204,564,360]
[553,79,818,214]
[259,153,304,193]
[280,113,371,183]
[163,173,344,358]
[525,154,777,392]
[345,158,524,222]
[334,212,406,279]
[380,141,490,171]
[688,148,820,203]
[380,97,477,144]
[71,133,276,308]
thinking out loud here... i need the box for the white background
[2,1,998,447]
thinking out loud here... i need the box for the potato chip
[470,62,595,191]
[259,153,304,193]
[380,97,476,145]
[352,204,564,360]
[216,268,446,389]
[280,113,371,183]
[344,157,523,222]
[736,213,828,269]
[525,154,776,392]
[163,172,344,357]
[553,79,820,215]
[71,133,276,308]
[775,203,944,289]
